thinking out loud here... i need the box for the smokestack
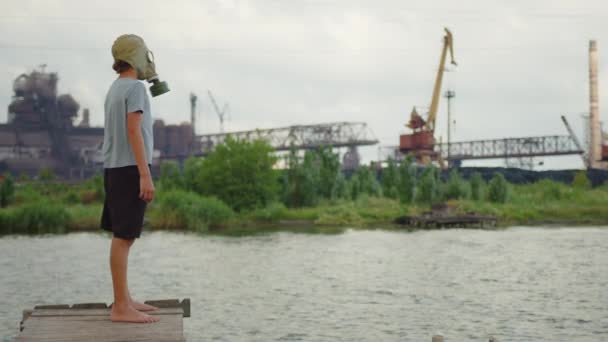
[190,93,197,135]
[589,40,602,168]
[78,108,90,127]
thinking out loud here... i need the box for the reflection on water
[1,227,607,341]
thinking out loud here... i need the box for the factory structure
[0,68,376,178]
[0,67,202,178]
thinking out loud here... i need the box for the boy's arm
[127,112,155,202]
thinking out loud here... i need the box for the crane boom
[561,115,588,167]
[208,90,228,133]
[427,28,456,132]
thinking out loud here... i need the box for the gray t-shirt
[102,78,153,168]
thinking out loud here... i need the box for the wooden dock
[395,212,498,228]
[17,298,190,342]
[394,204,497,229]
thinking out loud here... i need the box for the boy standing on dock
[100,34,169,323]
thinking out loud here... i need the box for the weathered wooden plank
[18,299,190,342]
[70,302,108,309]
[31,308,183,317]
[18,312,184,342]
[33,305,70,310]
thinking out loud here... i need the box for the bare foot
[110,303,160,323]
[130,299,159,311]
[110,299,159,311]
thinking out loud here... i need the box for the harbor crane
[399,28,457,165]
[207,90,230,133]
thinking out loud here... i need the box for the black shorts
[100,165,149,239]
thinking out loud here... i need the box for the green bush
[572,170,591,190]
[444,169,469,200]
[62,190,80,205]
[250,202,288,222]
[538,179,564,201]
[487,173,509,203]
[315,203,364,226]
[38,168,55,181]
[0,201,70,234]
[189,136,278,211]
[153,190,233,232]
[0,173,15,207]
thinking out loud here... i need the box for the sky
[1,0,607,169]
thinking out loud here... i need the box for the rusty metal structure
[0,67,104,177]
[384,134,584,169]
[400,28,456,164]
[153,119,201,161]
[196,122,378,170]
[437,135,584,162]
[0,68,378,176]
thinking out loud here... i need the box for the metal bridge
[194,122,378,170]
[438,135,584,161]
[196,121,377,153]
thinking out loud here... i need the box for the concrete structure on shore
[589,40,608,169]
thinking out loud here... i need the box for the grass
[1,177,608,236]
[454,181,608,226]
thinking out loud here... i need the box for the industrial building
[0,67,199,178]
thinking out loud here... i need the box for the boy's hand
[139,174,155,203]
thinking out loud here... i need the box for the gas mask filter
[111,34,170,97]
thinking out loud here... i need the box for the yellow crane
[400,28,457,165]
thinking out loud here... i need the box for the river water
[0,227,606,341]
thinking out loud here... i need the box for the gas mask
[111,34,170,97]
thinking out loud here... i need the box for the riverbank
[1,185,607,236]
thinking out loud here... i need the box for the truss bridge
[438,135,584,161]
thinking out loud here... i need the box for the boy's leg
[109,237,160,323]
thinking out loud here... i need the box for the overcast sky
[1,0,607,169]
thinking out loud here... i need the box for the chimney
[589,40,602,168]
[79,108,90,127]
[190,93,197,135]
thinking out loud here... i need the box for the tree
[398,155,416,204]
[191,135,278,211]
[487,173,508,203]
[348,174,361,200]
[159,161,184,191]
[354,165,382,197]
[317,145,341,200]
[282,147,320,207]
[470,172,484,201]
[183,156,204,191]
[416,165,441,204]
[332,171,350,199]
[381,158,400,199]
[444,168,469,200]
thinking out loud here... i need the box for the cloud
[0,0,607,169]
